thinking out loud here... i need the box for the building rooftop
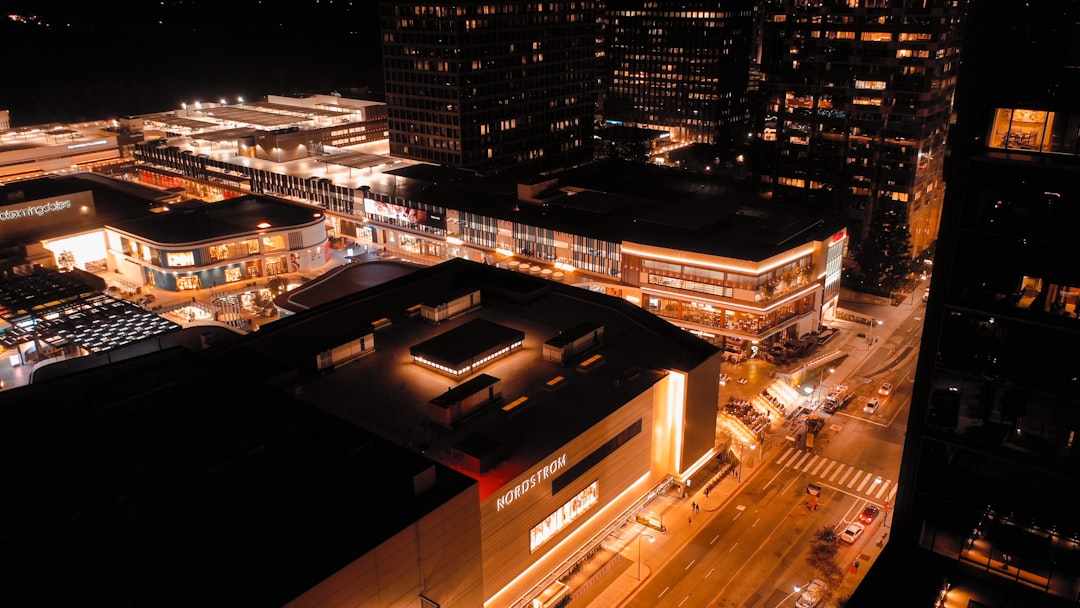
[0,173,175,244]
[0,344,477,606]
[387,159,841,261]
[107,194,326,244]
[224,258,720,498]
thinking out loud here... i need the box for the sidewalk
[579,473,746,608]
[577,288,929,608]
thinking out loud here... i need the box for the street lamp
[867,318,883,349]
[737,443,756,481]
[637,533,654,581]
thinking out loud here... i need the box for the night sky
[1,2,384,126]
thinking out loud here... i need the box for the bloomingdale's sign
[0,199,73,222]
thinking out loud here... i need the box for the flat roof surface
[379,159,843,260]
[0,268,181,354]
[246,100,345,117]
[234,258,719,498]
[0,174,172,243]
[0,346,476,606]
[274,259,423,313]
[190,126,259,142]
[318,150,396,171]
[193,105,304,128]
[107,194,325,244]
[142,113,221,131]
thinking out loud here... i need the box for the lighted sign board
[0,190,95,242]
[497,454,567,512]
[363,199,445,229]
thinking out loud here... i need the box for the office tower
[755,0,964,259]
[379,0,602,174]
[853,1,1080,606]
[601,0,756,146]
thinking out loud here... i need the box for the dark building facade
[853,2,1080,606]
[379,0,602,174]
[754,0,964,258]
[601,0,755,146]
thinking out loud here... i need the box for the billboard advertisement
[364,199,445,230]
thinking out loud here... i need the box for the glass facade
[756,0,962,256]
[379,1,601,173]
[887,2,1080,606]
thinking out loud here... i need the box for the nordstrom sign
[496,454,568,511]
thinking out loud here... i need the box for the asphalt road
[616,297,926,608]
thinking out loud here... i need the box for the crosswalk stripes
[776,446,895,503]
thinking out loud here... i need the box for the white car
[863,398,880,415]
[796,578,827,608]
[878,382,893,396]
[840,521,865,544]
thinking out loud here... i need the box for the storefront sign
[67,139,108,150]
[0,199,72,222]
[496,454,568,511]
[0,190,95,243]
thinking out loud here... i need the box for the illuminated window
[261,235,287,252]
[166,251,195,267]
[855,80,887,90]
[530,481,599,552]
[861,32,892,42]
[987,107,1065,152]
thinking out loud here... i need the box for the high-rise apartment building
[755,0,964,258]
[601,0,755,146]
[852,2,1080,606]
[379,0,602,174]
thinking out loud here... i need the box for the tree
[806,526,844,587]
[852,199,916,296]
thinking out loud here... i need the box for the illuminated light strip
[667,370,686,474]
[621,243,816,274]
[642,283,818,313]
[412,341,523,375]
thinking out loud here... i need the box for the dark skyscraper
[853,1,1080,606]
[378,0,602,174]
[755,0,964,259]
[601,0,756,145]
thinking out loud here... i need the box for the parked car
[863,398,880,415]
[878,382,893,396]
[796,578,827,608]
[859,505,881,524]
[840,521,865,544]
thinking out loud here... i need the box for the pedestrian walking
[688,516,693,526]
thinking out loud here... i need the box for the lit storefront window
[166,251,195,267]
[530,480,599,552]
[261,235,287,252]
